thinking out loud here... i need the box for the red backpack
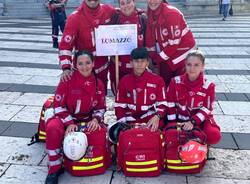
[64,125,112,176]
[164,123,207,174]
[117,127,165,177]
[28,96,54,145]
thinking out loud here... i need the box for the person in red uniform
[47,0,68,48]
[109,0,146,94]
[58,0,116,93]
[166,50,221,145]
[45,50,106,184]
[146,0,196,87]
[115,47,167,131]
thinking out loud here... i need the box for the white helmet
[63,132,88,161]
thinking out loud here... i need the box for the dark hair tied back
[75,50,94,62]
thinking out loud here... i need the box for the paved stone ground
[0,14,250,183]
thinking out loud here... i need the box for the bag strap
[165,125,207,144]
[27,133,40,146]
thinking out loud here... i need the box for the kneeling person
[45,51,106,184]
[115,47,167,131]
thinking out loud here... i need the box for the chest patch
[150,93,156,101]
[92,100,98,107]
[189,91,195,96]
[162,28,168,36]
[84,81,91,86]
[55,94,62,101]
[197,92,206,97]
[136,88,143,93]
[146,83,156,88]
[97,90,102,95]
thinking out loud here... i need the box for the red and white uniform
[115,70,167,128]
[109,9,146,94]
[146,3,196,86]
[46,71,106,174]
[166,73,221,145]
[59,2,116,92]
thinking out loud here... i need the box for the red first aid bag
[64,126,112,176]
[28,96,54,145]
[117,127,165,177]
[164,123,207,174]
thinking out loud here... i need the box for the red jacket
[146,3,196,70]
[166,73,215,125]
[59,2,116,72]
[110,9,146,73]
[53,71,106,127]
[115,71,167,123]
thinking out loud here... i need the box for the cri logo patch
[135,154,146,161]
[150,93,156,100]
[64,35,72,43]
[162,28,168,36]
[55,94,62,101]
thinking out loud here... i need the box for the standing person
[221,0,230,21]
[115,47,167,131]
[45,51,106,184]
[47,0,68,48]
[166,50,221,145]
[58,0,116,94]
[109,0,147,94]
[219,0,223,14]
[146,0,196,87]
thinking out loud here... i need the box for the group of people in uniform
[44,0,221,183]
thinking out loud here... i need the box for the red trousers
[46,118,65,174]
[201,118,221,145]
[159,61,185,87]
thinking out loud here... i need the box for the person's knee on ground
[202,119,221,145]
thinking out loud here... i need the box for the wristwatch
[191,119,196,125]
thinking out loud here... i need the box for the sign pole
[115,55,119,90]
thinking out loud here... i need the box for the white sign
[95,24,137,56]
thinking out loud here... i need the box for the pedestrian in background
[221,0,230,21]
[218,0,222,14]
[47,0,68,48]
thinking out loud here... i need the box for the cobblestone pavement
[0,14,250,184]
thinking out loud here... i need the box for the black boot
[53,41,58,48]
[45,168,64,184]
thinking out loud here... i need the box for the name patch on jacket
[146,83,156,88]
[197,92,206,97]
